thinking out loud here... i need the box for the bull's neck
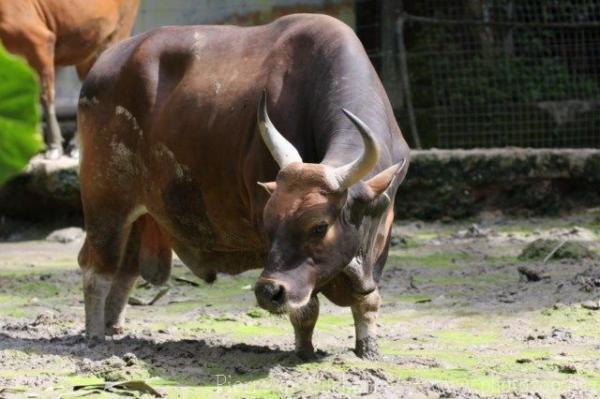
[304,44,397,175]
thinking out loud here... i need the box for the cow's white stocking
[351,288,381,359]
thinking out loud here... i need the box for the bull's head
[254,92,406,314]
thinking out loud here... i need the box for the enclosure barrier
[2,149,599,224]
[357,0,600,149]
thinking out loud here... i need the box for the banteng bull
[0,0,139,159]
[77,14,410,359]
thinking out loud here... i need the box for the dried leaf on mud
[581,299,600,310]
[128,287,170,306]
[127,297,146,306]
[73,380,163,397]
[148,287,170,305]
[173,276,200,287]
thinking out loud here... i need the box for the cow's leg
[78,212,134,342]
[2,28,62,159]
[81,267,112,343]
[351,289,381,359]
[42,95,63,160]
[104,218,143,335]
[33,35,62,159]
[289,296,319,360]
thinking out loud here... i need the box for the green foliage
[0,43,42,185]
[438,55,599,107]
[401,0,600,147]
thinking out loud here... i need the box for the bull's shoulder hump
[267,13,361,56]
[271,13,356,39]
[80,26,191,96]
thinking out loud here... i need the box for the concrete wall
[55,0,355,110]
[3,149,600,223]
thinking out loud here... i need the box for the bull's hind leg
[104,215,172,333]
[78,207,140,341]
[289,296,319,360]
[351,289,381,359]
[104,219,143,335]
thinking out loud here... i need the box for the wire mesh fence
[356,0,600,148]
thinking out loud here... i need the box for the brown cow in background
[0,0,139,159]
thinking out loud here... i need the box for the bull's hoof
[355,337,380,360]
[295,345,316,361]
[44,147,63,160]
[86,335,105,347]
[68,147,80,160]
[105,325,125,336]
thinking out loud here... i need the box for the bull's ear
[364,159,407,199]
[257,181,277,195]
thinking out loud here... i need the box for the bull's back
[78,15,368,255]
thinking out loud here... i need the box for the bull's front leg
[82,268,112,341]
[351,289,381,359]
[289,296,319,360]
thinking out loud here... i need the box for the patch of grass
[246,308,268,319]
[585,374,600,392]
[318,313,353,328]
[413,271,511,287]
[16,281,60,297]
[159,300,203,314]
[391,367,504,396]
[519,239,595,261]
[395,293,433,304]
[435,330,498,347]
[531,306,600,336]
[388,251,473,269]
[173,314,290,340]
[0,294,28,306]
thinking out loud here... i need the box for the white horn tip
[342,108,356,120]
[399,158,407,171]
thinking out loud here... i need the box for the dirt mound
[518,239,595,261]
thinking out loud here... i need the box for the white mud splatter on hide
[155,143,189,180]
[115,105,143,136]
[192,31,206,59]
[78,96,99,107]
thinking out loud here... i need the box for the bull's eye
[310,222,329,240]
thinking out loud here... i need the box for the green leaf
[0,43,43,185]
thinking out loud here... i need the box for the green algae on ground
[518,239,595,261]
[388,251,474,269]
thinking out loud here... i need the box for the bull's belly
[170,239,267,280]
[143,157,268,278]
[148,200,267,279]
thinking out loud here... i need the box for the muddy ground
[1,212,599,398]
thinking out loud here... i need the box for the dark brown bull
[77,14,410,359]
[0,0,139,159]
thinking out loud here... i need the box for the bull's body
[0,0,139,158]
[78,14,409,358]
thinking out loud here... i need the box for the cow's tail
[138,215,172,286]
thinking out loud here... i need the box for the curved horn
[257,90,302,168]
[332,109,380,189]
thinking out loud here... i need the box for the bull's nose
[255,280,287,311]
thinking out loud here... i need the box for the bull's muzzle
[254,278,287,313]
